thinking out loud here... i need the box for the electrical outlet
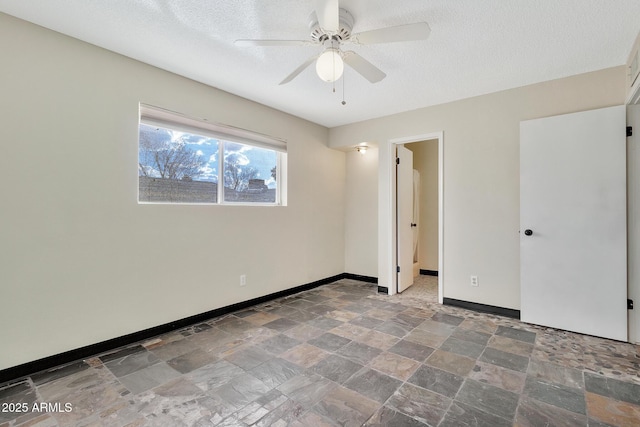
[240,274,246,287]
[470,275,478,287]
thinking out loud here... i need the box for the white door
[397,145,414,292]
[520,105,627,341]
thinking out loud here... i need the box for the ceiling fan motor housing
[309,8,354,43]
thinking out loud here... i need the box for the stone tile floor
[1,278,639,426]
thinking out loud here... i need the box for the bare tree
[138,127,206,180]
[153,145,204,180]
[224,157,258,191]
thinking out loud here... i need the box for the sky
[138,124,277,188]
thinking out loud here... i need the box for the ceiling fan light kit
[316,48,344,82]
[234,0,430,86]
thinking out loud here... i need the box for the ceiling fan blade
[342,51,386,83]
[315,0,339,34]
[235,39,312,47]
[351,22,431,45]
[279,54,320,85]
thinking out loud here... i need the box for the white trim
[380,132,444,303]
[437,134,444,304]
[628,81,640,105]
[218,140,225,204]
[276,153,288,206]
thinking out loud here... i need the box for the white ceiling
[1,0,639,127]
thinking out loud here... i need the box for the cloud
[139,164,160,178]
[169,130,185,143]
[224,151,250,166]
[225,141,253,153]
[139,124,172,150]
[198,165,217,181]
[165,130,218,147]
[184,135,216,146]
[265,177,276,189]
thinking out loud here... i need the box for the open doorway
[378,132,443,302]
[402,140,439,299]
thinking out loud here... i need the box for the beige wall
[0,13,345,370]
[406,140,439,271]
[344,148,378,276]
[333,67,626,309]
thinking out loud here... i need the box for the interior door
[520,105,627,341]
[397,145,414,292]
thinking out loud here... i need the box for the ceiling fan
[235,0,430,85]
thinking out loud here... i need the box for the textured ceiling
[1,0,639,127]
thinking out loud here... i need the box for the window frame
[138,104,287,206]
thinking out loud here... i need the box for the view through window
[138,106,285,205]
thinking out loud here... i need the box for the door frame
[627,104,640,344]
[379,132,443,301]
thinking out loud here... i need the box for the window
[138,105,286,205]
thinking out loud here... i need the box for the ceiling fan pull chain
[342,70,346,105]
[332,51,336,92]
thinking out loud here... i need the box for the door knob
[524,229,533,236]
[411,223,417,227]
